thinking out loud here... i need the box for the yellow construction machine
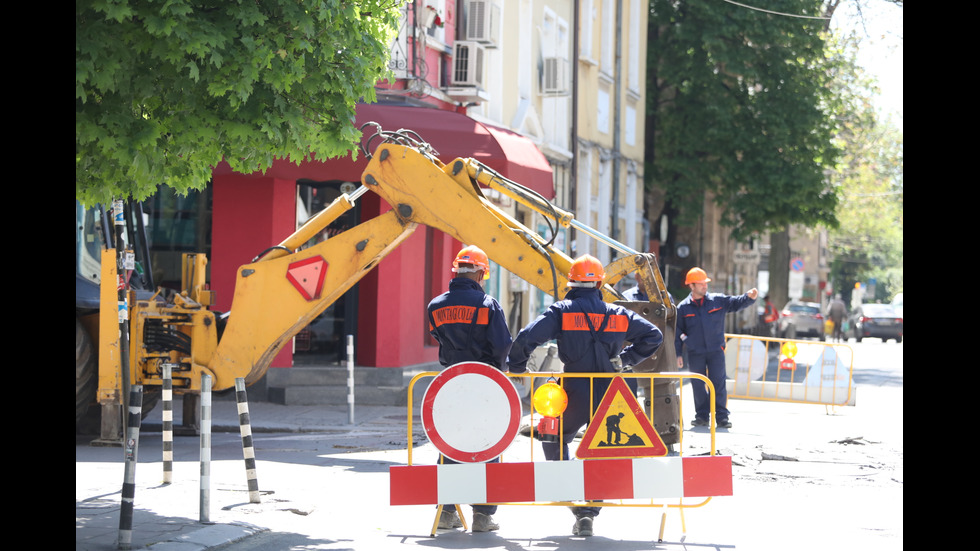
[75,124,678,444]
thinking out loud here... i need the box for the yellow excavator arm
[121,127,676,399]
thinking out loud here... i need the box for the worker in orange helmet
[425,244,511,533]
[508,254,663,537]
[674,267,758,430]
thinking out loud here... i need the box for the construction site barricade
[390,367,733,523]
[724,334,856,406]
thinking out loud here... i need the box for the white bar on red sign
[390,456,732,506]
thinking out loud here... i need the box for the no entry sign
[421,362,522,463]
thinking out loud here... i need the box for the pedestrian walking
[426,245,512,532]
[508,254,663,537]
[674,267,757,430]
[827,295,847,342]
[761,295,778,337]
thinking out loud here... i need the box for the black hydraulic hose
[252,246,292,263]
[545,250,560,303]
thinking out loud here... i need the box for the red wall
[208,178,446,370]
[356,194,442,367]
[211,174,297,367]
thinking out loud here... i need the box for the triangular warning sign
[576,376,668,459]
[286,256,328,301]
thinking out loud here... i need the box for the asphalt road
[76,338,902,550]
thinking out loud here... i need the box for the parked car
[891,292,903,317]
[777,300,825,340]
[848,303,903,343]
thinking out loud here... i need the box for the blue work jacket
[508,288,663,374]
[621,286,648,301]
[427,278,513,370]
[674,292,756,356]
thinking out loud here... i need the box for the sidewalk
[76,398,413,551]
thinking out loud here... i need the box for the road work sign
[576,376,667,459]
[421,362,521,463]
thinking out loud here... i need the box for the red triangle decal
[286,256,328,301]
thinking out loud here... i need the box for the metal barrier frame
[403,370,725,516]
[723,334,856,408]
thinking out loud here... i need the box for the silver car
[778,300,826,341]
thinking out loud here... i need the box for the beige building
[381,1,649,329]
[568,0,648,269]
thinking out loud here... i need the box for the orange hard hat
[684,267,711,285]
[568,254,605,283]
[453,245,490,280]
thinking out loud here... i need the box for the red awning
[214,103,554,199]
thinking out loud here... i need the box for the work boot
[438,509,463,529]
[718,419,733,429]
[471,512,499,532]
[572,516,594,537]
[691,418,709,427]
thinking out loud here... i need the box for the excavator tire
[76,317,97,430]
[76,316,162,435]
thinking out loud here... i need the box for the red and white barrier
[390,456,732,506]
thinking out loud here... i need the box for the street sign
[733,249,760,264]
[790,257,805,272]
[576,376,667,459]
[421,362,521,463]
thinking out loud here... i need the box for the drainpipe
[611,0,622,256]
[570,0,580,256]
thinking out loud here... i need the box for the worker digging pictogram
[577,376,668,459]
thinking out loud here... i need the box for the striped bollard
[162,364,174,484]
[347,334,355,424]
[118,385,143,550]
[199,374,212,524]
[235,378,261,503]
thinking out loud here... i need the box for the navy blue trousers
[541,376,637,518]
[687,350,730,422]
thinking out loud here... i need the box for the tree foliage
[824,34,903,302]
[645,0,843,241]
[76,0,400,206]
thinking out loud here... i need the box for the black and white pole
[118,385,143,550]
[235,378,261,503]
[199,374,213,524]
[162,364,174,484]
[347,334,355,424]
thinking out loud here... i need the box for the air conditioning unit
[462,0,500,48]
[541,57,570,95]
[451,41,486,88]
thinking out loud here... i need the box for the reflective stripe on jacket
[508,287,663,374]
[427,278,512,370]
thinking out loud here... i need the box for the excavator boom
[95,125,677,442]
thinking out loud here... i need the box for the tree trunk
[769,229,791,310]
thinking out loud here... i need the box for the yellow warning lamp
[781,341,798,359]
[532,381,568,417]
[532,381,568,443]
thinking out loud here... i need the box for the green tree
[645,0,842,243]
[824,38,903,302]
[645,0,846,308]
[76,0,400,206]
